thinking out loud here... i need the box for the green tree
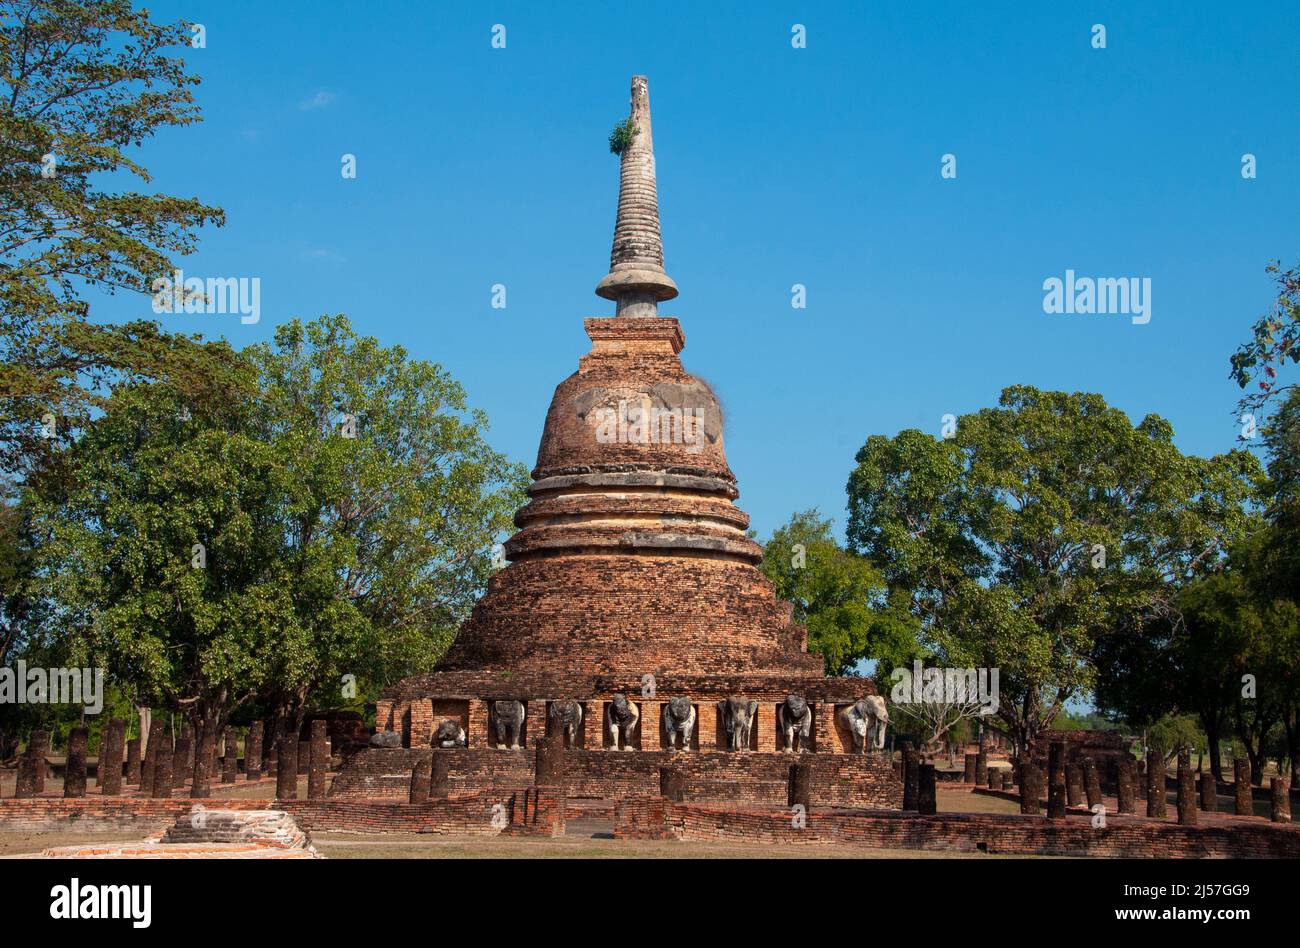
[27,315,528,747]
[758,508,915,675]
[0,0,226,478]
[1231,260,1300,443]
[244,315,528,741]
[846,386,1261,757]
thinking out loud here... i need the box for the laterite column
[1065,762,1084,806]
[1146,752,1166,818]
[192,723,215,798]
[30,729,50,792]
[275,738,297,800]
[1234,759,1252,816]
[64,727,88,798]
[222,727,238,783]
[1083,757,1103,810]
[1271,778,1291,823]
[903,745,920,811]
[125,737,141,787]
[1199,771,1216,812]
[245,721,263,781]
[308,720,328,799]
[141,720,163,794]
[1116,757,1135,814]
[98,718,125,795]
[917,763,937,815]
[1176,761,1197,825]
[1047,742,1067,820]
[151,734,173,798]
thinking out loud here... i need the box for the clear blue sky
[97,0,1299,541]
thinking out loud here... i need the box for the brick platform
[0,790,563,839]
[328,747,901,807]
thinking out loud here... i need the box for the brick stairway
[159,809,313,850]
[35,809,322,859]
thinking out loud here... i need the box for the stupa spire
[596,75,679,316]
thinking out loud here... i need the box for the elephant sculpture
[662,696,696,751]
[840,696,888,753]
[433,719,467,748]
[549,699,583,748]
[606,693,639,750]
[492,700,526,750]
[718,697,758,752]
[779,694,812,752]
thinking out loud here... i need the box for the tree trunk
[1204,716,1223,782]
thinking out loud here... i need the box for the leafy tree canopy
[758,508,916,675]
[1,0,226,478]
[846,385,1261,752]
[25,315,529,737]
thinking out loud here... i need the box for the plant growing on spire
[608,118,637,156]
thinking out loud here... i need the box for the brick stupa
[335,78,898,806]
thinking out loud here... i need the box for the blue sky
[98,0,1299,542]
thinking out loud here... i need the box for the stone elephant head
[606,693,640,751]
[433,719,467,748]
[841,696,888,754]
[718,697,758,751]
[662,696,696,751]
[549,699,583,748]
[492,700,526,751]
[779,694,812,752]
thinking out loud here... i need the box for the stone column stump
[245,721,263,781]
[1047,742,1067,820]
[1083,757,1103,809]
[125,737,142,788]
[1271,778,1291,824]
[98,718,125,795]
[221,728,238,784]
[63,728,88,795]
[275,738,297,800]
[308,720,328,799]
[1233,759,1252,816]
[1176,763,1197,826]
[1117,757,1136,814]
[1199,771,1216,812]
[151,734,173,798]
[191,723,215,798]
[917,763,937,815]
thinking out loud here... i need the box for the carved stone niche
[430,699,470,747]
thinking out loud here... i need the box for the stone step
[158,809,316,854]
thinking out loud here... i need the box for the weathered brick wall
[0,790,563,838]
[612,799,1300,858]
[328,747,901,807]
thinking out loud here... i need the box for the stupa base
[329,746,901,808]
